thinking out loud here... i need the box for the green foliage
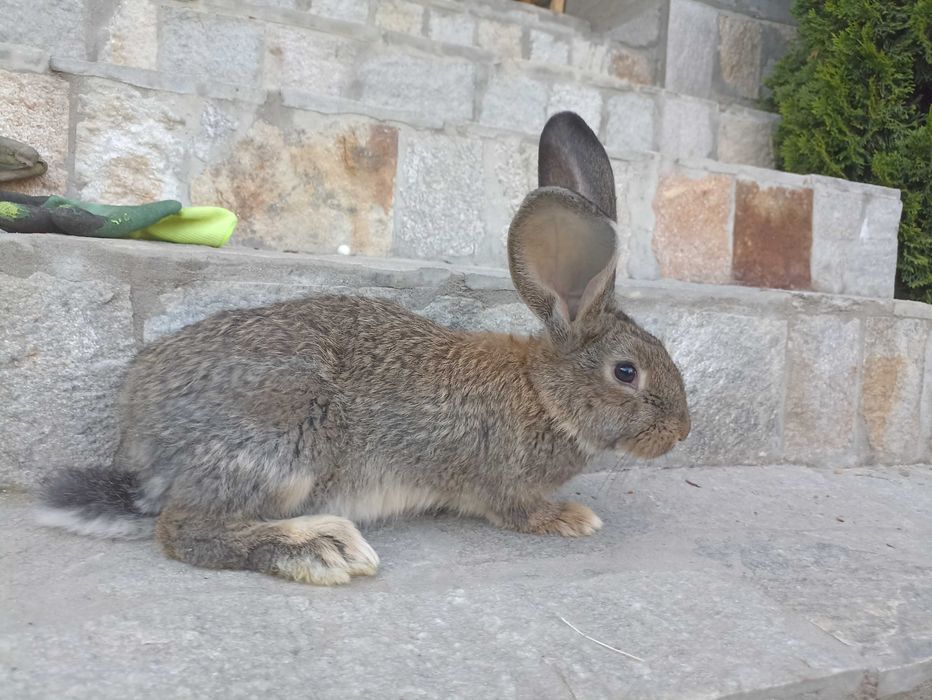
[766,0,932,303]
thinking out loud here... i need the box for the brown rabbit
[38,112,690,585]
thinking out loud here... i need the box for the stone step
[3,463,931,698]
[0,49,899,299]
[1,233,929,494]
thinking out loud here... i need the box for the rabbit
[37,112,690,585]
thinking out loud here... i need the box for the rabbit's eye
[614,362,637,384]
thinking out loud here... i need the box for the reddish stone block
[732,181,813,290]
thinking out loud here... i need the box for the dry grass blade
[558,616,646,663]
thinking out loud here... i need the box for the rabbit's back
[118,295,462,514]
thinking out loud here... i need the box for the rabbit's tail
[35,467,156,540]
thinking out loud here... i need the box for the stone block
[354,50,475,123]
[311,0,370,23]
[716,14,762,100]
[98,0,158,70]
[0,69,70,197]
[528,29,570,65]
[717,108,776,168]
[570,38,608,73]
[73,78,194,203]
[548,83,603,136]
[652,173,733,284]
[614,154,661,279]
[264,26,358,95]
[862,318,928,464]
[0,0,85,59]
[0,270,134,487]
[394,132,484,260]
[626,306,787,466]
[476,18,523,60]
[374,0,424,35]
[479,69,549,135]
[784,315,861,465]
[607,4,663,48]
[192,113,397,256]
[732,181,813,290]
[660,95,716,160]
[665,0,717,99]
[922,332,932,461]
[608,46,653,85]
[159,8,263,86]
[604,92,656,153]
[428,10,476,46]
[482,136,537,262]
[810,183,901,298]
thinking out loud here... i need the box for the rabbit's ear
[538,111,617,222]
[508,187,617,339]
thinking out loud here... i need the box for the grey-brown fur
[38,112,690,585]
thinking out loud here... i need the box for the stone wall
[0,0,900,300]
[1,233,929,490]
[567,0,796,107]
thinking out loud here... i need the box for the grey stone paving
[2,465,931,699]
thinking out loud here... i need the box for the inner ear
[521,206,614,320]
[508,188,617,327]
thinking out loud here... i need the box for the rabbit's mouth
[616,425,683,459]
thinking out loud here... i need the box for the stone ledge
[1,233,929,490]
[3,463,931,698]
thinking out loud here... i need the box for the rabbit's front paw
[265,515,380,586]
[528,501,603,537]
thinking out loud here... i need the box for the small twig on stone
[685,479,701,488]
[558,616,645,663]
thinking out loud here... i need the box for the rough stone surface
[0,265,134,487]
[98,0,158,70]
[354,50,475,123]
[660,95,716,160]
[0,0,86,58]
[264,26,358,95]
[717,13,763,100]
[614,154,661,279]
[862,318,928,464]
[159,8,264,86]
[811,183,901,299]
[394,132,485,260]
[73,78,193,203]
[479,69,549,135]
[569,37,608,74]
[8,464,930,697]
[717,107,777,168]
[784,315,861,465]
[528,29,570,65]
[652,173,733,284]
[732,180,813,291]
[0,69,70,196]
[607,5,663,48]
[374,0,425,35]
[475,17,523,60]
[604,92,656,153]
[548,83,603,137]
[428,9,476,46]
[192,114,397,256]
[665,0,718,99]
[629,307,786,466]
[311,0,369,23]
[482,135,537,262]
[608,45,653,85]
